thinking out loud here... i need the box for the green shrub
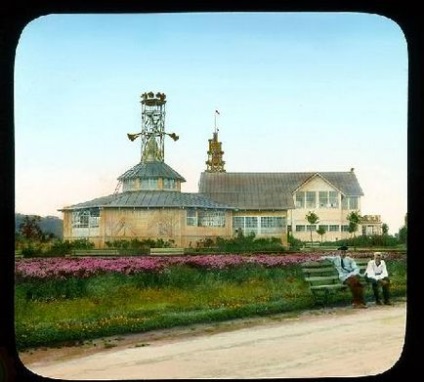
[71,238,95,250]
[45,240,73,256]
[105,238,174,250]
[21,245,42,258]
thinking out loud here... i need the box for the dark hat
[338,245,348,251]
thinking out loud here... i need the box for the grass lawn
[15,257,407,350]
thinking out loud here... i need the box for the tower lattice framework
[127,91,179,163]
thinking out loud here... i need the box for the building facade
[60,92,379,248]
[198,169,365,244]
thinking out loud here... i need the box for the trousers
[367,277,391,303]
[344,275,366,305]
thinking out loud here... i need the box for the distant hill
[15,213,63,239]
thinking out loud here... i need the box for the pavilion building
[60,92,374,248]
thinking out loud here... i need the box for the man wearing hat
[320,245,367,308]
[364,252,393,305]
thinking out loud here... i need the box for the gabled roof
[118,161,186,182]
[319,172,364,196]
[60,191,232,211]
[60,171,364,213]
[292,173,344,194]
[198,171,364,210]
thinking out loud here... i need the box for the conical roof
[118,161,186,182]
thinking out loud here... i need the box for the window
[295,191,305,208]
[261,217,284,228]
[342,225,350,232]
[329,191,338,207]
[329,225,339,232]
[306,191,316,208]
[186,209,197,226]
[306,224,317,232]
[72,212,88,228]
[141,178,158,190]
[260,216,285,234]
[319,191,338,208]
[233,216,285,235]
[163,178,176,190]
[245,217,258,234]
[122,178,139,192]
[318,225,329,231]
[186,209,225,227]
[319,191,328,208]
[341,196,358,210]
[199,210,226,227]
[349,196,358,209]
[233,217,244,229]
[72,208,100,228]
[295,225,306,232]
[89,216,100,228]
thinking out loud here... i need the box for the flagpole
[214,109,219,133]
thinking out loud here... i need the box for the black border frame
[1,1,421,381]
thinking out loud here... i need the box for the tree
[316,226,326,242]
[398,225,407,244]
[17,215,46,256]
[347,211,362,248]
[19,215,43,241]
[381,223,389,235]
[381,223,389,246]
[305,211,319,242]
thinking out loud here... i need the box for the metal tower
[127,92,179,163]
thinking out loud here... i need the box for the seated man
[364,252,393,306]
[320,245,367,309]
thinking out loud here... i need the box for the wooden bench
[150,247,185,255]
[305,242,320,248]
[301,257,370,305]
[72,249,119,256]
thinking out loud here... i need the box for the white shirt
[321,255,360,282]
[365,259,389,281]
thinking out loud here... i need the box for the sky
[14,12,408,235]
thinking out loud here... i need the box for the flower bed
[15,252,405,281]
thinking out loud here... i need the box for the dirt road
[21,301,407,379]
